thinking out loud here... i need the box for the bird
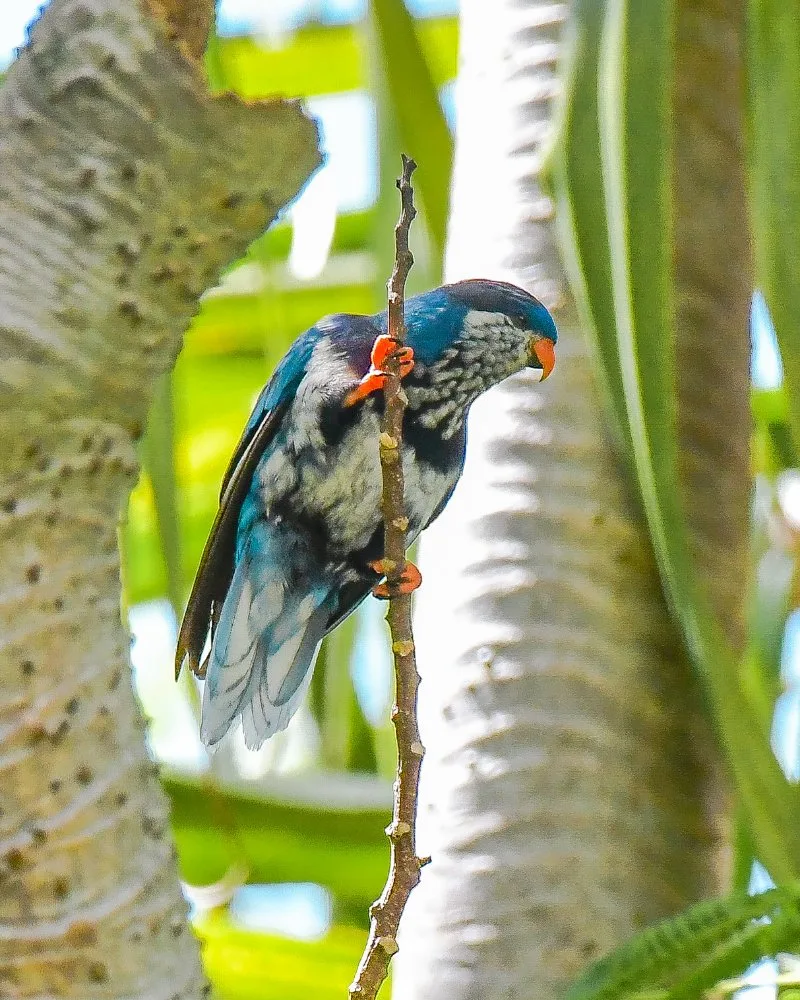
[175,278,558,750]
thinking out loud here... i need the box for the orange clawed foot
[371,334,414,376]
[344,335,415,407]
[369,559,423,599]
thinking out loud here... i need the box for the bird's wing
[219,311,380,500]
[324,578,376,635]
[175,330,321,681]
[175,313,385,684]
[218,327,322,499]
[199,522,335,749]
[174,400,290,680]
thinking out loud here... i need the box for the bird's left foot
[369,559,422,599]
[344,335,415,407]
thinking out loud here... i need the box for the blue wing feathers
[201,519,335,749]
[219,328,320,500]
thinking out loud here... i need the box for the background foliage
[4,0,800,995]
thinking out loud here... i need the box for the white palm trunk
[393,1,736,997]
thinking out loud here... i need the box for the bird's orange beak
[533,337,556,381]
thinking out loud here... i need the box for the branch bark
[349,155,426,999]
[0,1,321,996]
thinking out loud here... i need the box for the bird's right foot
[344,335,415,407]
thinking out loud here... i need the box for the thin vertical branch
[349,154,426,998]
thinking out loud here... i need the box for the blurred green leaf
[751,552,794,698]
[125,353,270,604]
[184,277,376,358]
[729,802,757,894]
[209,17,457,100]
[141,373,183,615]
[749,1,800,456]
[752,386,798,473]
[753,387,791,427]
[248,209,375,267]
[164,768,390,912]
[204,23,227,91]
[312,614,378,773]
[368,26,410,310]
[548,0,630,455]
[368,0,454,265]
[198,911,386,999]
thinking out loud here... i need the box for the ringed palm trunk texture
[394,1,749,997]
[0,1,320,996]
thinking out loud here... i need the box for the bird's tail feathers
[200,546,332,750]
[240,601,329,750]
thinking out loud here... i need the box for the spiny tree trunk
[0,2,320,996]
[393,0,748,996]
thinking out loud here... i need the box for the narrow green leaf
[367,17,410,307]
[750,558,793,708]
[204,22,227,91]
[548,2,630,454]
[348,690,381,774]
[312,632,381,774]
[749,0,800,453]
[729,803,757,895]
[599,0,675,534]
[141,373,183,615]
[367,0,454,265]
[314,615,359,772]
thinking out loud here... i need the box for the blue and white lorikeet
[175,279,558,749]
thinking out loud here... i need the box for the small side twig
[349,154,426,998]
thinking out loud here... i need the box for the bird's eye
[510,313,529,330]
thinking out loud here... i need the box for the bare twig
[349,154,425,998]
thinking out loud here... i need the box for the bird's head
[396,279,558,424]
[446,278,557,380]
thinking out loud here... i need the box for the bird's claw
[370,559,422,599]
[344,336,415,407]
[371,335,415,377]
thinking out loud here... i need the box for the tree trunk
[0,2,320,996]
[393,0,744,996]
[674,0,751,643]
